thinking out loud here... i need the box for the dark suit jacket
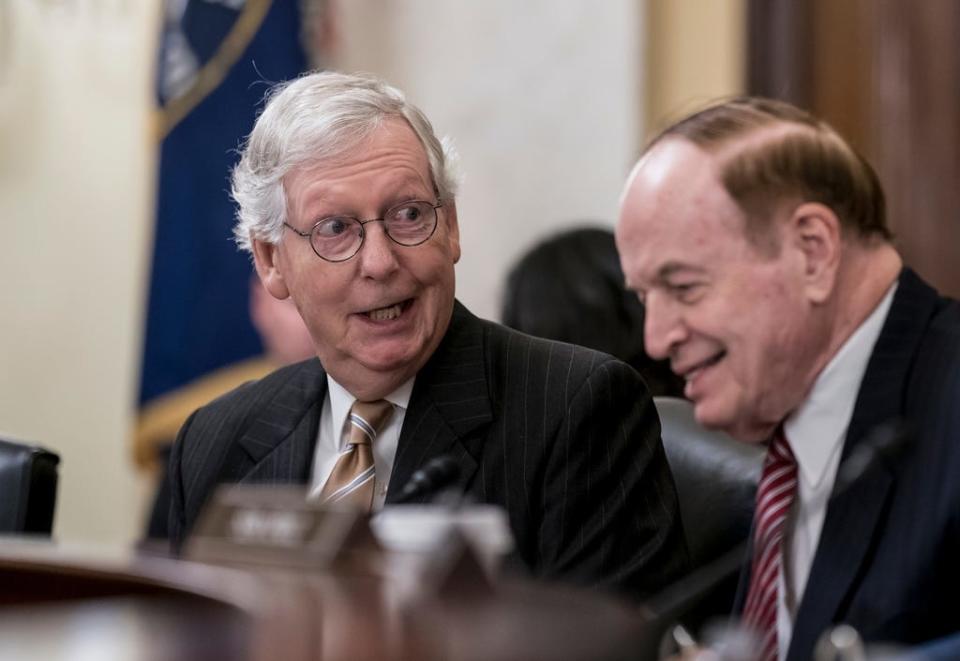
[735,269,960,660]
[169,301,688,597]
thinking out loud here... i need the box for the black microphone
[395,455,460,504]
[831,420,911,498]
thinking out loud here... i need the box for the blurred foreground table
[0,537,654,660]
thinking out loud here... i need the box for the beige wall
[0,0,159,544]
[645,0,746,139]
[334,0,643,320]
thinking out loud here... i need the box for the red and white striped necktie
[742,427,798,661]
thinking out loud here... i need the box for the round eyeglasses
[283,200,443,262]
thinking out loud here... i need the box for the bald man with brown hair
[617,97,960,659]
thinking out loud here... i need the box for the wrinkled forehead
[295,116,421,166]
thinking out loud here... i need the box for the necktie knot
[767,427,796,468]
[319,399,393,510]
[348,399,394,447]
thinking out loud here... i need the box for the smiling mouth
[363,299,412,321]
[680,351,726,381]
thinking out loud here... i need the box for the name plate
[184,485,382,572]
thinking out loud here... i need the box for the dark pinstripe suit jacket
[735,269,960,660]
[169,301,688,597]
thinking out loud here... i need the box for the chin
[357,356,416,375]
[692,398,749,440]
[358,344,427,375]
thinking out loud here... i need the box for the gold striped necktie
[320,399,394,511]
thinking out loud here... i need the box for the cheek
[739,317,801,394]
[447,232,461,264]
[289,278,350,331]
[411,249,456,289]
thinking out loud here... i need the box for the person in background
[167,70,688,598]
[141,277,316,539]
[616,96,960,659]
[502,226,684,398]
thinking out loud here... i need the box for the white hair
[231,70,460,253]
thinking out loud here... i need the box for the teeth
[367,303,402,321]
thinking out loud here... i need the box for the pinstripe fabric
[169,300,688,597]
[732,269,960,661]
[320,400,393,509]
[742,430,796,661]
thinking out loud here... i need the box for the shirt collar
[784,282,897,488]
[326,374,415,448]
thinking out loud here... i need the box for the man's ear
[443,200,461,264]
[251,237,290,300]
[788,202,842,304]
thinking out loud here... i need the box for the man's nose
[357,222,400,279]
[643,295,686,361]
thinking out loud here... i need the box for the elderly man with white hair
[168,71,687,598]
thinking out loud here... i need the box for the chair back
[0,437,60,534]
[655,396,762,569]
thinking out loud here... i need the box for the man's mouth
[363,299,412,321]
[678,351,726,382]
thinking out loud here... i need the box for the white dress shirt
[307,375,414,510]
[775,283,896,659]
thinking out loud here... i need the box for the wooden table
[0,537,657,660]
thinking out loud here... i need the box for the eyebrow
[655,262,707,281]
[626,261,703,293]
[380,174,435,203]
[385,188,434,205]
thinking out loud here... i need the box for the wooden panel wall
[748,0,960,297]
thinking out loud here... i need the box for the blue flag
[137,0,311,464]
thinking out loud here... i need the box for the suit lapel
[788,269,938,660]
[227,359,327,485]
[386,301,491,502]
[222,302,492,496]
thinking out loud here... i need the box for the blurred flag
[136,0,330,470]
